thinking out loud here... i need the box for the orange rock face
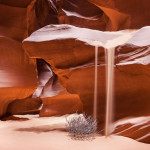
[55,0,150,31]
[6,97,42,115]
[40,94,83,117]
[0,1,38,117]
[31,0,150,31]
[89,0,150,30]
[113,117,150,144]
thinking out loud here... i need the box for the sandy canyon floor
[0,114,149,150]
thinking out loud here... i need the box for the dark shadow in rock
[1,115,29,121]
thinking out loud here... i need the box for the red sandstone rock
[113,117,150,144]
[39,94,83,117]
[57,0,106,31]
[0,0,32,8]
[32,59,65,98]
[89,0,150,30]
[32,0,150,31]
[0,1,38,117]
[0,37,38,117]
[6,97,42,115]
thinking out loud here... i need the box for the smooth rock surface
[0,1,38,117]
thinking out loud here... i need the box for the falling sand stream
[92,31,135,137]
[93,45,98,121]
[93,45,115,137]
[105,47,115,137]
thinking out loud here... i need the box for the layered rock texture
[0,0,150,144]
[113,117,150,144]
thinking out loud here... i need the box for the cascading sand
[93,45,98,121]
[105,47,115,137]
[93,45,115,136]
[92,31,135,137]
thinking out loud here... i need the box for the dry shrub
[66,113,97,140]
